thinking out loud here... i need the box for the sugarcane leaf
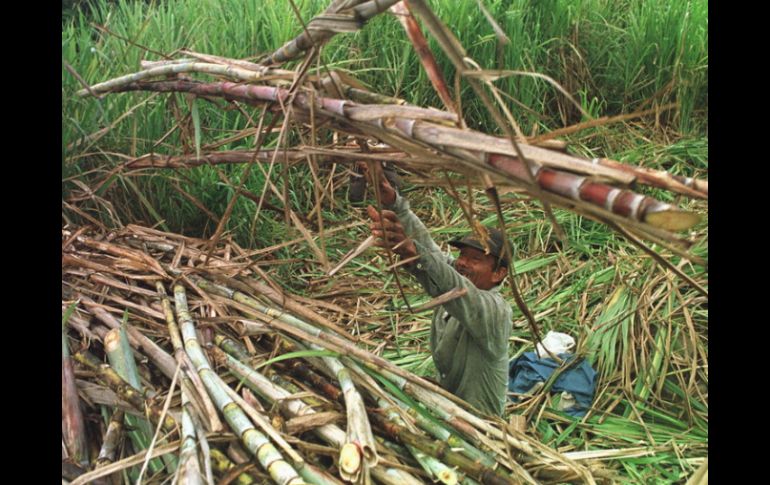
[62,300,80,328]
[253,350,340,371]
[361,364,444,429]
[94,173,119,197]
[514,254,559,274]
[118,175,171,232]
[191,97,201,161]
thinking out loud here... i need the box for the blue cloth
[508,352,597,417]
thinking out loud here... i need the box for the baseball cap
[449,227,512,267]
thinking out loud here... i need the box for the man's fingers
[369,218,403,232]
[366,205,380,221]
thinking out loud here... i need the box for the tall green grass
[62,0,707,237]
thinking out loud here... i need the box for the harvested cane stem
[62,325,89,467]
[214,334,252,362]
[215,348,424,485]
[230,273,350,338]
[590,157,708,199]
[210,448,256,485]
[213,373,345,485]
[158,282,224,432]
[172,285,307,485]
[486,153,699,231]
[125,149,307,170]
[321,357,378,481]
[72,351,178,434]
[75,62,270,96]
[262,0,400,66]
[178,392,204,485]
[285,360,343,404]
[105,324,176,474]
[370,412,514,485]
[99,79,697,231]
[376,397,460,485]
[96,410,124,468]
[81,297,178,380]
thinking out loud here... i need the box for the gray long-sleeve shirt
[386,194,511,416]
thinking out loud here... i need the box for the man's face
[454,246,506,290]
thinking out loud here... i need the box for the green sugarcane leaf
[191,97,201,160]
[62,300,80,328]
[253,350,340,370]
[360,364,444,429]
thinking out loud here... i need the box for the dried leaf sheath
[62,324,89,467]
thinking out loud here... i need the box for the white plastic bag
[535,331,575,359]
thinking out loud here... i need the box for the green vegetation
[62,0,707,482]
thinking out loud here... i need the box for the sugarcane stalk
[157,282,224,432]
[235,274,350,338]
[266,371,330,409]
[62,324,89,467]
[96,79,698,232]
[388,395,497,468]
[126,149,307,169]
[104,324,176,474]
[81,297,178,380]
[214,334,252,363]
[339,356,532,481]
[178,391,204,485]
[214,346,423,485]
[370,412,513,485]
[210,448,256,485]
[262,0,399,66]
[376,397,459,485]
[285,360,344,405]
[218,374,345,485]
[590,157,708,199]
[215,330,374,483]
[75,62,270,97]
[95,410,124,468]
[173,285,307,485]
[72,350,178,434]
[322,357,378,482]
[357,361,528,455]
[367,363,599,482]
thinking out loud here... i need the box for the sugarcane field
[62,1,708,484]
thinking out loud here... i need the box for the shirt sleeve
[386,193,445,258]
[387,195,509,357]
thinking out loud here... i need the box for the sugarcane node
[338,442,362,475]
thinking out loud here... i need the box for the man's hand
[358,161,396,206]
[367,205,418,260]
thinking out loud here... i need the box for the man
[365,165,512,417]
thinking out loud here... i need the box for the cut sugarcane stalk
[95,410,124,468]
[173,285,307,485]
[105,325,176,473]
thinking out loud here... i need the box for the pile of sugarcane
[63,223,630,484]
